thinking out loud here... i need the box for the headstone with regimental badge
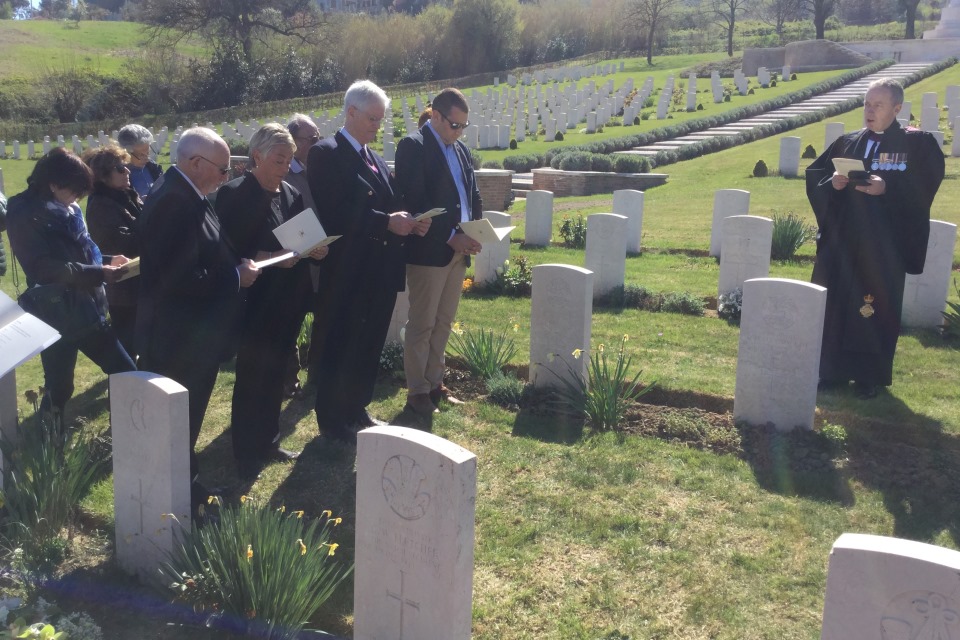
[353,426,476,640]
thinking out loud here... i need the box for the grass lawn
[1,58,959,640]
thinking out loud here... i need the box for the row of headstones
[0,128,167,161]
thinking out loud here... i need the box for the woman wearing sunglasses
[83,144,143,360]
[118,124,163,199]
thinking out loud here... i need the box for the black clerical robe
[805,121,944,386]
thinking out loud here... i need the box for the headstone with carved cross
[111,371,191,585]
[353,426,477,640]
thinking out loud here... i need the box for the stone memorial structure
[524,190,554,247]
[901,220,958,328]
[821,533,960,639]
[824,122,845,150]
[709,189,751,257]
[584,213,628,299]
[353,426,477,640]
[718,215,773,297]
[530,264,593,389]
[734,278,826,431]
[474,211,513,285]
[111,372,191,585]
[612,189,645,254]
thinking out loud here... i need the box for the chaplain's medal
[860,294,875,318]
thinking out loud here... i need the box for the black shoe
[265,446,300,462]
[853,382,878,399]
[354,410,388,428]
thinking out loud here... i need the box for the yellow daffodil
[513,323,519,332]
[325,543,339,556]
[321,509,332,518]
[293,510,304,519]
[297,539,307,556]
[572,348,583,359]
[246,544,253,561]
[598,344,605,352]
[277,505,286,513]
[333,517,343,526]
[240,495,249,504]
[623,334,630,341]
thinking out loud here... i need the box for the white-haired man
[806,78,944,399]
[307,80,429,441]
[137,127,260,509]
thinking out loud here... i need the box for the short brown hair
[431,88,468,116]
[83,144,130,186]
[27,148,93,201]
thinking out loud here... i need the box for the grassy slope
[1,57,959,639]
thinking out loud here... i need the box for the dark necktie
[361,146,379,174]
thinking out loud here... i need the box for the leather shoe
[430,384,463,405]
[406,393,439,417]
[265,446,300,462]
[354,410,388,428]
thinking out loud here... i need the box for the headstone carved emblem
[130,398,147,432]
[381,455,431,520]
[881,591,960,639]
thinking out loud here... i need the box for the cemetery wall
[475,170,515,211]
[741,40,873,76]
[532,168,668,196]
[842,38,960,63]
[741,48,786,76]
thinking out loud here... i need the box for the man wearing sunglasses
[395,87,483,417]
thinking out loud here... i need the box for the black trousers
[40,322,136,414]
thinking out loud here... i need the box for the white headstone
[111,372,191,585]
[586,112,597,133]
[474,211,512,285]
[382,140,395,162]
[524,190,553,247]
[353,426,476,640]
[612,189,644,254]
[921,106,941,132]
[782,64,791,79]
[901,220,958,328]
[922,91,938,110]
[824,122,845,150]
[821,533,960,640]
[529,264,593,389]
[585,213,628,299]
[718,215,773,297]
[953,117,960,156]
[734,278,826,431]
[710,189,750,257]
[778,136,802,177]
[26,140,34,158]
[42,137,50,155]
[498,124,511,149]
[946,85,960,103]
[0,141,4,159]
[11,140,18,160]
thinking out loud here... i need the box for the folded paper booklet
[272,208,341,255]
[415,207,446,220]
[459,219,517,244]
[0,291,60,377]
[832,158,867,177]
[115,256,140,282]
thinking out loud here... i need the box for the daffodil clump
[447,323,519,381]
[550,335,653,431]
[162,497,352,640]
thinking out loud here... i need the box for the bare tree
[139,0,327,68]
[759,0,803,43]
[629,0,679,65]
[804,0,837,39]
[712,0,750,56]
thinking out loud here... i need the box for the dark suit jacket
[306,130,406,293]
[136,167,241,365]
[395,124,483,267]
[86,183,142,307]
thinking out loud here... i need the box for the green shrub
[558,214,588,248]
[470,149,482,168]
[753,159,769,177]
[554,131,564,141]
[550,336,653,432]
[509,138,517,150]
[598,284,654,308]
[633,116,641,125]
[558,151,593,171]
[661,292,705,315]
[502,154,542,172]
[162,499,351,640]
[591,154,613,172]
[697,103,704,110]
[379,341,404,372]
[227,139,249,156]
[485,371,529,408]
[717,288,743,324]
[447,326,519,380]
[482,159,503,169]
[483,256,532,297]
[770,212,816,260]
[791,73,798,80]
[0,414,108,575]
[942,279,960,338]
[802,144,817,159]
[613,155,649,173]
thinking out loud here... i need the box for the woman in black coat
[215,123,327,481]
[6,148,135,419]
[83,145,143,359]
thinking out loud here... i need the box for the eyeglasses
[192,155,230,176]
[438,111,470,130]
[112,165,128,174]
[296,133,320,144]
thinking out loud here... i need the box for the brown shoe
[430,384,463,405]
[406,393,439,416]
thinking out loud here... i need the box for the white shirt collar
[173,166,207,198]
[339,127,364,154]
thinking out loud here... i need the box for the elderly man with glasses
[306,80,430,442]
[395,87,483,417]
[118,124,162,199]
[137,126,260,513]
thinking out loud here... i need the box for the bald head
[177,127,230,195]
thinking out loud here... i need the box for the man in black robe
[806,78,944,398]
